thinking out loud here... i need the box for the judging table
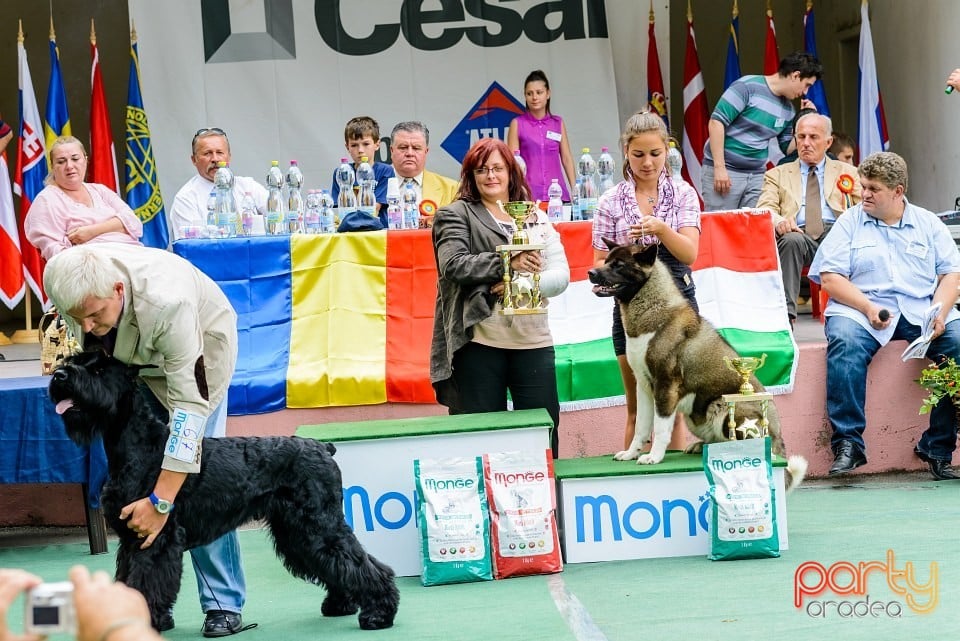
[0,376,109,554]
[172,222,602,416]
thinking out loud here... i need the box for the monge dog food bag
[703,437,780,561]
[482,449,563,579]
[414,456,493,586]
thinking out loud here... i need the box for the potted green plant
[917,357,960,414]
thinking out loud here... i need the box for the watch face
[155,500,172,514]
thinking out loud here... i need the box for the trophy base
[496,243,546,252]
[499,307,548,316]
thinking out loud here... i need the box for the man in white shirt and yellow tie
[389,121,459,218]
[756,112,862,324]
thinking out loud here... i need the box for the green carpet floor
[1,474,957,641]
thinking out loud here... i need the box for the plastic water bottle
[206,190,217,229]
[547,178,564,223]
[319,190,336,233]
[385,177,403,230]
[303,190,321,234]
[240,192,257,237]
[597,146,616,195]
[402,179,420,230]
[356,156,376,217]
[335,157,357,211]
[213,161,237,237]
[513,149,526,177]
[285,160,304,234]
[576,148,598,220]
[266,160,285,235]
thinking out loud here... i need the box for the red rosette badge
[419,199,438,228]
[836,174,855,210]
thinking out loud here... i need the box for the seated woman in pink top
[507,70,576,202]
[25,136,143,260]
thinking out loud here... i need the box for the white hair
[44,246,121,313]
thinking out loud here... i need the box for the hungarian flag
[803,0,830,116]
[646,2,669,130]
[692,211,797,393]
[681,5,709,203]
[0,129,24,310]
[858,0,890,158]
[89,20,119,192]
[763,5,785,168]
[723,0,741,91]
[13,30,48,306]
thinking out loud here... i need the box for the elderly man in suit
[756,112,862,324]
[390,121,459,211]
[44,243,248,637]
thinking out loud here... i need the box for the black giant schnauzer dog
[49,350,399,631]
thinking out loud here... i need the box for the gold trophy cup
[495,200,547,315]
[723,353,767,395]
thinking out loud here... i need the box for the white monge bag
[414,456,493,586]
[702,437,780,561]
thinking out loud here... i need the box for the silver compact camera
[24,581,76,635]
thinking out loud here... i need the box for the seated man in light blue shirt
[810,152,960,480]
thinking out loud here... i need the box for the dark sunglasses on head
[192,127,226,144]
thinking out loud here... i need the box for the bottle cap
[386,176,400,199]
[217,161,226,167]
[601,146,609,153]
[290,160,298,166]
[582,147,590,153]
[271,160,279,166]
[340,157,349,163]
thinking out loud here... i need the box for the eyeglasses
[192,127,226,144]
[472,165,506,176]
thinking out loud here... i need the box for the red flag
[646,2,669,129]
[681,5,708,204]
[763,6,780,75]
[89,21,119,192]
[763,5,784,167]
[0,127,24,310]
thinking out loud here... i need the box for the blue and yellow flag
[44,29,71,153]
[125,32,169,249]
[722,2,741,91]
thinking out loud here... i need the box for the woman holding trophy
[430,138,569,458]
[592,111,703,451]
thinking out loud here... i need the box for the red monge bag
[482,449,562,579]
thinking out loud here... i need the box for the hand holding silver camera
[25,581,76,635]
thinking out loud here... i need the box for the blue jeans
[139,383,247,613]
[825,315,960,461]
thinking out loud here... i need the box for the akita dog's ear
[602,237,619,251]
[634,243,658,266]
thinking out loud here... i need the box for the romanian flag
[692,211,797,393]
[125,28,169,249]
[174,218,794,416]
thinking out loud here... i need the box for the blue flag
[803,4,830,116]
[723,11,741,91]
[44,37,72,153]
[125,39,169,249]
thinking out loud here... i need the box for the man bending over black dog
[44,243,248,637]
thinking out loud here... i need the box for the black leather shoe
[915,448,960,480]
[829,440,866,476]
[202,611,243,638]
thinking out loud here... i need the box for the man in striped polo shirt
[702,52,823,211]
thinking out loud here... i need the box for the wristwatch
[149,492,175,514]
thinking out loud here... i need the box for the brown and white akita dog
[588,240,806,490]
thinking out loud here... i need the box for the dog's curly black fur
[49,351,399,631]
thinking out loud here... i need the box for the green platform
[555,450,786,479]
[295,408,553,442]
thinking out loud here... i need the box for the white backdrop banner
[127,0,630,208]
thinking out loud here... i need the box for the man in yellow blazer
[756,112,862,323]
[390,121,459,213]
[44,243,248,637]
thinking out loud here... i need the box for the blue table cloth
[0,376,108,508]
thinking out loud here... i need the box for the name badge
[546,130,562,142]
[905,241,928,259]
[775,118,785,128]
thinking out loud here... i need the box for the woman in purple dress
[507,70,576,203]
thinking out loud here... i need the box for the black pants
[450,341,560,458]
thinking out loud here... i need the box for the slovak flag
[0,122,23,310]
[13,34,48,307]
[858,0,890,158]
